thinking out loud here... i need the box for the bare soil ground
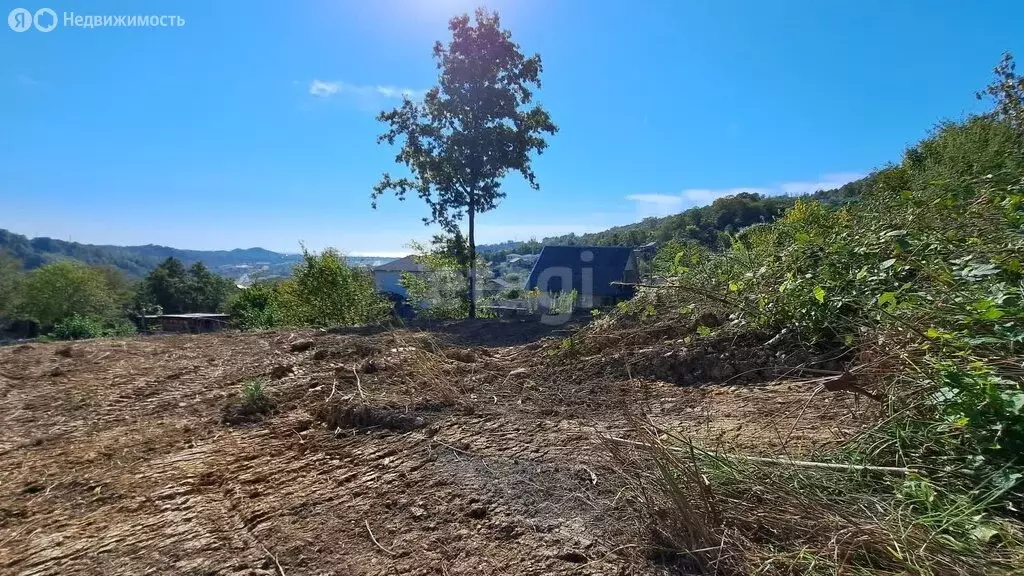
[0,322,871,575]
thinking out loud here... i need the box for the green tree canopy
[0,251,24,318]
[184,262,233,313]
[277,248,389,328]
[136,257,234,314]
[18,260,118,326]
[373,8,557,317]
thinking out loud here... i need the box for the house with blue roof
[524,246,639,309]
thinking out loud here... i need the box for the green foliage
[546,289,578,315]
[226,282,284,330]
[479,188,858,257]
[184,262,233,312]
[278,247,389,328]
[225,249,391,331]
[657,107,1024,511]
[373,8,557,316]
[0,250,24,318]
[50,314,137,340]
[50,314,105,340]
[136,257,234,314]
[240,378,273,413]
[17,260,120,327]
[498,286,523,299]
[400,239,491,320]
[977,52,1024,136]
[651,239,712,276]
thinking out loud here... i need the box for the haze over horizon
[3,0,1022,254]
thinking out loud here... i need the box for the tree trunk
[468,195,477,319]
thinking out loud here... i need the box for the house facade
[372,255,426,299]
[524,246,639,309]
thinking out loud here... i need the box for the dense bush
[277,247,390,328]
[50,314,105,340]
[51,314,136,340]
[665,114,1024,467]
[226,282,284,330]
[17,260,124,327]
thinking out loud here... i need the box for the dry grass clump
[607,410,1022,576]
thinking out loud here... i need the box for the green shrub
[18,260,118,327]
[279,247,389,327]
[50,314,137,340]
[103,319,137,337]
[51,315,104,340]
[241,378,271,412]
[226,282,284,330]
[613,100,1024,573]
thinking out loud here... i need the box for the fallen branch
[352,366,366,400]
[602,436,914,476]
[724,453,911,475]
[365,519,396,555]
[257,541,287,576]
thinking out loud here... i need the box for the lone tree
[372,8,557,317]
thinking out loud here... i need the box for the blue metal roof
[525,246,636,298]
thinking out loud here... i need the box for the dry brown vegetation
[0,319,869,575]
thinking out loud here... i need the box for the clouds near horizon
[627,172,865,217]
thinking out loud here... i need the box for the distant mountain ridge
[1,178,870,278]
[0,229,384,280]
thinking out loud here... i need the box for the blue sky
[2,0,1022,256]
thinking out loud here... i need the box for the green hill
[0,229,303,279]
[478,177,872,261]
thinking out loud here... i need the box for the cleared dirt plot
[0,323,870,575]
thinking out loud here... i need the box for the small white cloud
[308,79,340,98]
[308,80,425,101]
[626,194,685,218]
[626,194,684,208]
[681,187,771,205]
[374,85,424,99]
[778,172,864,196]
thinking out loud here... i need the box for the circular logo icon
[8,7,32,32]
[33,8,57,32]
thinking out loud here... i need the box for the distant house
[525,246,639,308]
[479,276,520,297]
[506,253,539,265]
[372,255,426,298]
[638,241,659,255]
[139,313,230,333]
